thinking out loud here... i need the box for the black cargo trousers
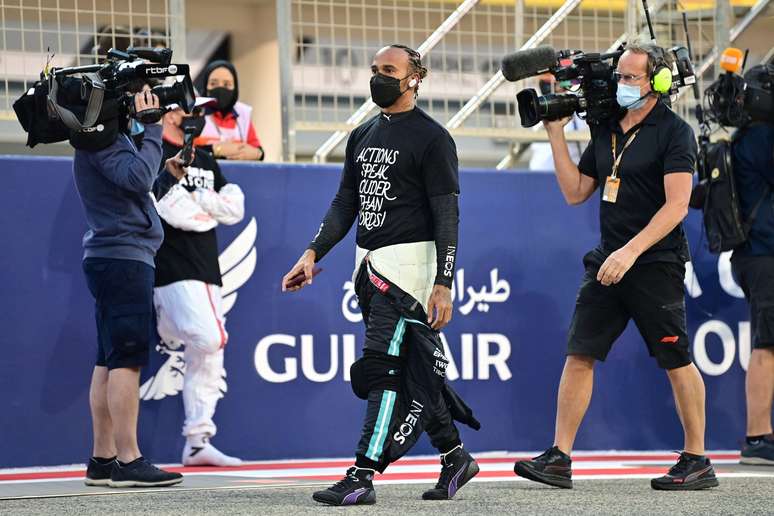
[351,259,479,472]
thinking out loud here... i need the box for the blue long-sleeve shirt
[732,122,774,257]
[72,124,165,267]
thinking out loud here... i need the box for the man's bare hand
[282,249,317,292]
[164,151,187,180]
[597,244,640,286]
[133,90,160,120]
[426,285,453,331]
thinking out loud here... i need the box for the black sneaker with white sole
[740,435,774,465]
[422,446,480,500]
[109,457,183,488]
[312,467,376,506]
[84,457,116,486]
[513,446,573,489]
[651,452,719,491]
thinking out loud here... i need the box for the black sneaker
[84,457,115,486]
[423,446,480,500]
[109,457,183,488]
[312,467,376,506]
[651,452,719,490]
[740,435,774,465]
[513,446,572,489]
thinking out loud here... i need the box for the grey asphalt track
[2,477,772,515]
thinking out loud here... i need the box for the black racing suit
[308,108,478,472]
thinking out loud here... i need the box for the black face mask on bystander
[207,87,235,114]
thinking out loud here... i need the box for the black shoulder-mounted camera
[502,0,696,128]
[704,62,774,128]
[14,46,195,150]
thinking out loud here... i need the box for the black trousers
[353,262,460,472]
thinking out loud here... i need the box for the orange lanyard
[610,128,641,179]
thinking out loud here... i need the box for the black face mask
[207,87,236,113]
[370,73,412,108]
[180,115,206,137]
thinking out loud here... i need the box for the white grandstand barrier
[444,0,582,132]
[312,0,481,163]
[676,0,771,102]
[292,1,633,163]
[280,1,765,163]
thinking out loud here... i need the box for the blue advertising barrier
[0,156,751,468]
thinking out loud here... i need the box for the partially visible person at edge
[194,60,265,161]
[730,65,774,467]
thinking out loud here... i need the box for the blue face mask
[130,119,145,136]
[616,83,648,110]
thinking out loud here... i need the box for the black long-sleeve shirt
[308,107,460,288]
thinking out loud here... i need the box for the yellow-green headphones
[650,47,673,94]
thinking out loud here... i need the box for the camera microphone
[719,47,744,74]
[501,46,557,82]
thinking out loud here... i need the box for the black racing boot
[423,445,480,500]
[651,452,719,491]
[513,446,572,489]
[312,467,376,506]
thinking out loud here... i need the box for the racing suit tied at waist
[354,241,437,314]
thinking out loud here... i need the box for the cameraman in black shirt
[514,42,719,490]
[282,45,479,506]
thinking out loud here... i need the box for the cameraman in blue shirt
[73,88,185,488]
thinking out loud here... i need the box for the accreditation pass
[602,176,620,203]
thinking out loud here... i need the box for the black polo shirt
[578,99,696,267]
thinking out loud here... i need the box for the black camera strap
[743,182,772,236]
[47,72,105,130]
